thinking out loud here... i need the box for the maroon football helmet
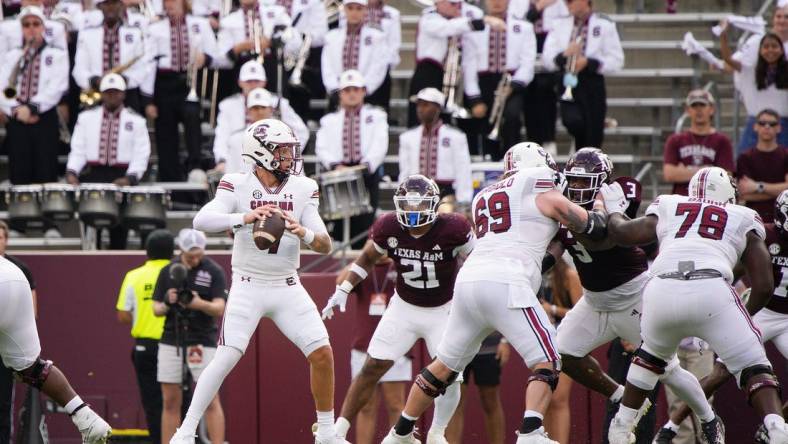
[776,190,788,234]
[563,147,613,205]
[393,174,441,228]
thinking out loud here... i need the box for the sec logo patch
[253,190,263,199]
[770,243,781,256]
[387,237,398,248]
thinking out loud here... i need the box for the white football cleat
[426,429,448,444]
[314,437,350,444]
[70,406,112,444]
[608,416,636,444]
[169,428,197,444]
[515,426,559,444]
[768,422,788,444]
[381,427,421,444]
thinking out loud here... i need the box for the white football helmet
[688,167,737,204]
[503,142,557,174]
[242,119,302,179]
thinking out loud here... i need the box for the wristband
[302,228,315,245]
[339,280,354,293]
[350,262,368,280]
[756,182,765,194]
[499,337,509,345]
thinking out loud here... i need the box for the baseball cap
[344,0,368,5]
[19,6,46,23]
[686,89,715,106]
[239,60,266,82]
[247,87,273,108]
[339,69,365,89]
[178,228,207,251]
[410,87,445,107]
[99,73,126,92]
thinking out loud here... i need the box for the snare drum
[42,183,77,221]
[317,165,373,220]
[6,185,44,229]
[121,186,168,230]
[78,184,122,227]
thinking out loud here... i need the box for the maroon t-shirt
[765,224,788,314]
[370,212,473,307]
[663,131,735,195]
[352,261,397,351]
[555,177,648,292]
[736,147,788,223]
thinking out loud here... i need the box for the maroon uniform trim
[522,307,558,362]
[728,283,762,341]
[218,180,235,192]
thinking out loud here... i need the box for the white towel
[682,32,725,70]
[712,15,766,36]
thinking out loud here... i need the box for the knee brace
[741,365,781,405]
[415,367,458,398]
[14,357,53,389]
[527,367,560,392]
[627,348,666,391]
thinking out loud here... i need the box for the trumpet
[247,10,264,64]
[79,54,144,107]
[560,33,584,102]
[287,34,311,88]
[487,72,511,141]
[186,47,202,103]
[443,36,468,119]
[4,39,34,100]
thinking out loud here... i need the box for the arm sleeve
[213,21,235,69]
[453,134,473,204]
[512,23,536,86]
[597,21,624,74]
[315,116,341,169]
[663,135,679,165]
[192,180,246,232]
[321,34,339,93]
[461,33,480,98]
[66,114,88,175]
[716,136,735,172]
[127,117,151,179]
[151,267,169,302]
[541,26,563,71]
[200,18,221,64]
[126,30,150,89]
[363,110,389,172]
[364,32,388,93]
[421,14,473,38]
[31,50,69,113]
[140,27,159,96]
[388,9,402,67]
[301,199,329,235]
[71,32,91,89]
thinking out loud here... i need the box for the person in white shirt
[212,60,308,172]
[542,0,624,150]
[0,0,68,54]
[398,87,472,208]
[315,69,388,246]
[224,87,279,174]
[0,6,69,185]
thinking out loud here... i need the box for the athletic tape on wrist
[302,228,315,245]
[349,263,368,280]
[339,281,354,293]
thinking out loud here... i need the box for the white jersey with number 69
[646,194,766,282]
[193,172,328,280]
[458,167,561,292]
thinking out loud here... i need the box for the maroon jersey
[736,147,788,223]
[352,261,397,351]
[764,224,788,314]
[663,131,735,196]
[370,212,473,307]
[556,177,648,292]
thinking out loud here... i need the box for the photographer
[152,229,227,444]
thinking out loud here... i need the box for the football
[252,211,287,250]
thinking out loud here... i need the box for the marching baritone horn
[487,72,511,141]
[79,54,144,107]
[443,36,468,119]
[4,39,34,100]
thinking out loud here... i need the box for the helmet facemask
[244,139,303,181]
[565,170,608,205]
[394,191,439,228]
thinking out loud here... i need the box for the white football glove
[321,286,350,320]
[599,183,628,215]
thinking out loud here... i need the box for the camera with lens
[169,263,194,306]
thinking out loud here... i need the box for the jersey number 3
[674,203,728,240]
[474,192,512,238]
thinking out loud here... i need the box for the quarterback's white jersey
[458,167,560,293]
[646,194,766,282]
[193,172,328,280]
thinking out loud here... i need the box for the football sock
[618,405,638,425]
[520,411,543,434]
[431,380,460,433]
[765,413,785,429]
[394,413,418,436]
[181,346,243,433]
[664,420,680,433]
[315,410,335,438]
[610,385,625,403]
[335,417,350,438]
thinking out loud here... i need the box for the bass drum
[78,184,122,227]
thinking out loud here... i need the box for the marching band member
[543,0,624,150]
[0,0,68,53]
[223,86,272,174]
[321,0,387,109]
[145,0,218,181]
[462,0,535,160]
[315,69,388,246]
[398,87,472,208]
[0,6,68,185]
[82,0,153,31]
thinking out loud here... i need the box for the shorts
[462,353,501,386]
[0,279,41,371]
[157,343,217,384]
[556,296,642,358]
[641,277,770,383]
[367,294,451,361]
[219,275,329,357]
[754,308,788,359]
[350,349,412,383]
[437,281,558,372]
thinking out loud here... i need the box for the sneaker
[608,416,636,444]
[381,427,421,444]
[767,422,788,444]
[700,415,725,444]
[653,427,677,444]
[71,407,112,443]
[169,428,196,444]
[755,423,770,444]
[515,426,559,444]
[426,429,448,444]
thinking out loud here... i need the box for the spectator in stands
[337,258,409,444]
[116,229,175,444]
[736,109,788,222]
[152,229,226,444]
[398,88,472,211]
[315,69,388,247]
[145,0,219,181]
[321,0,388,110]
[223,87,282,174]
[65,74,151,249]
[543,0,624,151]
[720,29,788,155]
[461,0,536,160]
[662,89,734,195]
[445,333,510,444]
[212,60,308,173]
[72,0,149,113]
[521,0,568,155]
[0,6,69,185]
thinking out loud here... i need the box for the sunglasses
[21,21,42,28]
[757,121,779,127]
